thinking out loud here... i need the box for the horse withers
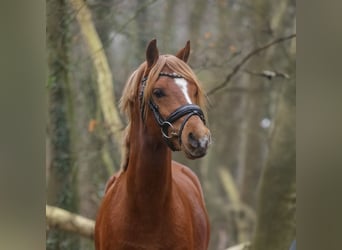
[95,39,211,250]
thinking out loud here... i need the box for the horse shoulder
[172,160,205,201]
[96,171,126,249]
[172,161,210,249]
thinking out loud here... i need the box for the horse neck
[125,112,173,208]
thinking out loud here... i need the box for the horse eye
[153,89,165,98]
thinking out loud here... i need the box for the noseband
[140,72,206,151]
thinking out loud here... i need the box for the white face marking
[174,78,192,104]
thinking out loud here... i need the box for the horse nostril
[188,132,199,148]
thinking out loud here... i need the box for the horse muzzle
[182,127,211,159]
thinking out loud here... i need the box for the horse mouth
[181,133,210,159]
[183,144,208,159]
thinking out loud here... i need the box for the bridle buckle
[161,121,178,139]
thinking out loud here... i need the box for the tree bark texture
[251,76,296,249]
[46,0,79,249]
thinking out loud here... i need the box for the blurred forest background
[46,0,296,249]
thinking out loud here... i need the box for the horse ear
[175,40,190,63]
[146,39,159,68]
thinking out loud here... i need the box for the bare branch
[218,167,240,205]
[244,69,290,80]
[218,167,255,242]
[46,205,95,239]
[207,34,296,96]
[92,0,158,53]
[225,242,251,250]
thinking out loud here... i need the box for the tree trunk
[238,0,271,208]
[68,34,104,250]
[187,0,208,58]
[46,0,79,249]
[69,0,123,153]
[250,72,296,250]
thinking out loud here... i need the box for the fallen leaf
[88,119,97,133]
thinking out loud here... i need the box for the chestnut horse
[95,39,211,250]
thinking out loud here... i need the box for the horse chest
[100,200,199,249]
[96,168,209,249]
[107,216,190,249]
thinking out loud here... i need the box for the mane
[119,54,207,170]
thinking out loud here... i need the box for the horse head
[141,39,211,159]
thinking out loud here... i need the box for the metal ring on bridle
[161,121,177,139]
